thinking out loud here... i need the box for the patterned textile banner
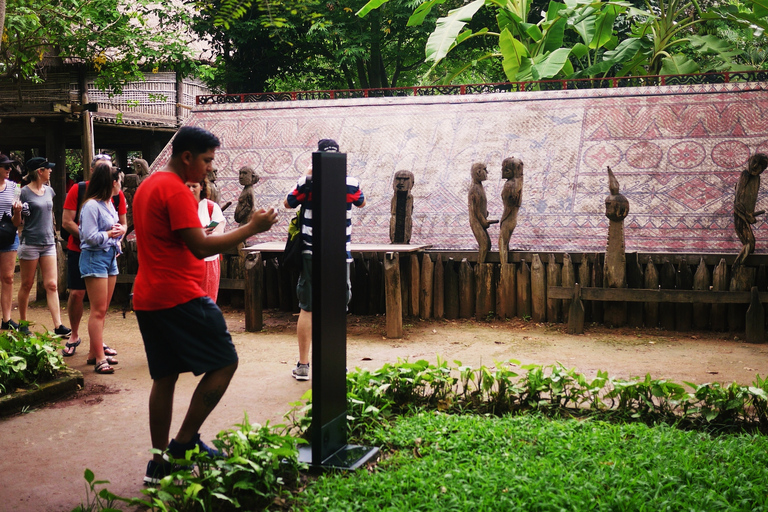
[151,82,768,254]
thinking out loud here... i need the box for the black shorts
[67,250,85,291]
[136,296,238,380]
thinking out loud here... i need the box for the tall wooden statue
[390,170,414,244]
[234,166,259,226]
[468,163,498,264]
[207,167,222,205]
[498,156,524,264]
[734,153,768,267]
[603,166,629,327]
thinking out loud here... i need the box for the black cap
[0,154,12,166]
[317,139,339,152]
[26,157,55,171]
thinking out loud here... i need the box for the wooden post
[561,254,575,323]
[566,283,585,334]
[420,254,434,320]
[475,263,495,320]
[626,253,644,328]
[644,257,659,328]
[659,259,676,331]
[531,254,546,323]
[352,257,370,315]
[711,259,728,332]
[578,256,591,322]
[592,253,604,324]
[410,254,420,318]
[517,260,531,319]
[675,261,693,332]
[758,265,768,331]
[546,254,561,323]
[264,257,279,309]
[369,256,383,315]
[746,286,765,343]
[244,252,263,332]
[400,255,409,317]
[433,254,444,319]
[384,252,403,338]
[692,258,711,330]
[499,263,516,319]
[458,259,474,319]
[444,258,459,320]
[729,265,755,332]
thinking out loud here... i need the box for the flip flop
[62,338,81,357]
[87,356,118,365]
[103,344,118,356]
[94,360,115,374]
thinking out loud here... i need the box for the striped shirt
[0,180,17,221]
[285,175,365,262]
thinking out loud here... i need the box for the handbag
[282,207,304,271]
[0,213,16,248]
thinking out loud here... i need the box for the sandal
[87,356,118,366]
[62,338,81,357]
[103,344,118,356]
[94,360,115,374]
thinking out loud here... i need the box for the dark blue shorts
[136,296,238,380]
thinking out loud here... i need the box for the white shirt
[197,199,226,262]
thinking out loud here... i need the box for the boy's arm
[178,207,278,259]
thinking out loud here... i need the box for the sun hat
[0,154,12,166]
[26,157,55,172]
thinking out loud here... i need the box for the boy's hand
[248,208,278,234]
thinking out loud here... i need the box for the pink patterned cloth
[201,257,221,303]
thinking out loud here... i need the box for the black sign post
[297,151,380,470]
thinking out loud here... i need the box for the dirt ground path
[2,297,768,512]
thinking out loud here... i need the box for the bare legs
[18,254,63,327]
[84,275,116,362]
[297,309,311,365]
[0,250,17,322]
[148,362,238,464]
[67,289,86,342]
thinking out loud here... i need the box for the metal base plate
[298,444,380,471]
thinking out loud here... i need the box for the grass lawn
[297,413,768,511]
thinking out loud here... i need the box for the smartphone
[206,220,219,229]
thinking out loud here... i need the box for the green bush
[0,326,66,395]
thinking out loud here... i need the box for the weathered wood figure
[390,170,415,244]
[468,163,498,263]
[734,153,768,267]
[234,166,259,226]
[603,166,629,326]
[207,167,222,205]
[498,157,524,264]
[122,158,149,230]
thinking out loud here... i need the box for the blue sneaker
[167,433,222,459]
[144,459,174,485]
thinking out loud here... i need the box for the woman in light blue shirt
[79,162,125,374]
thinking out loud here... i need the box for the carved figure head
[207,168,218,183]
[238,166,259,186]
[501,157,523,180]
[605,166,629,221]
[393,170,414,192]
[748,153,768,176]
[471,162,488,183]
[133,158,149,177]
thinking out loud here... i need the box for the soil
[2,299,768,512]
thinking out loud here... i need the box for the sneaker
[18,324,30,336]
[144,459,174,485]
[54,324,72,338]
[292,362,310,381]
[167,433,223,460]
[1,319,19,330]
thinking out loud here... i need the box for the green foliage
[0,325,66,395]
[1,0,198,94]
[299,414,768,511]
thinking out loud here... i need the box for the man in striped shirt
[284,139,366,381]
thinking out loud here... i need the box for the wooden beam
[548,286,768,304]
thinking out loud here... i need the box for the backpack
[281,207,304,271]
[62,182,122,244]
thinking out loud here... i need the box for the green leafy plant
[0,327,66,395]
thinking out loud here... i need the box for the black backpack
[61,182,122,244]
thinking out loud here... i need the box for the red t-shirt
[133,171,205,311]
[63,181,127,253]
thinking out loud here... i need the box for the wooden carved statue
[734,153,768,267]
[234,166,259,226]
[468,162,498,264]
[498,156,524,264]
[207,167,222,205]
[604,166,629,288]
[390,170,415,244]
[122,158,149,230]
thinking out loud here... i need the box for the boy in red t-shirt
[134,126,277,485]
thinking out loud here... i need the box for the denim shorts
[0,233,19,253]
[296,253,351,312]
[136,296,238,380]
[79,247,118,278]
[18,243,56,260]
